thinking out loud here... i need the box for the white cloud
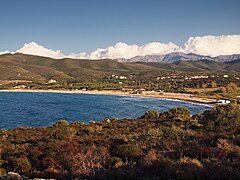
[15,42,89,59]
[0,50,10,55]
[88,42,180,59]
[182,35,240,56]
[16,42,66,59]
[1,34,240,59]
[139,42,180,56]
[67,52,88,59]
[89,42,140,59]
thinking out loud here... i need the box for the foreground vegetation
[1,103,240,179]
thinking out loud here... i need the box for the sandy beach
[0,89,217,105]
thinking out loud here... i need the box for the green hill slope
[0,53,239,82]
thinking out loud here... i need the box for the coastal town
[0,71,239,105]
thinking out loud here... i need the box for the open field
[185,87,219,93]
[185,87,240,101]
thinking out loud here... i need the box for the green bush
[160,107,191,121]
[53,120,69,127]
[142,110,159,119]
[202,103,240,127]
[114,144,142,160]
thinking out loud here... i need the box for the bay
[0,92,210,129]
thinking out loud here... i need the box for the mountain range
[117,52,240,63]
[0,53,239,82]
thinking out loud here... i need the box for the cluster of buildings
[155,74,240,81]
[111,74,127,80]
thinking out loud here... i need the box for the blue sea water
[0,92,211,129]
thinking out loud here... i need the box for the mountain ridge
[0,53,239,82]
[117,52,240,63]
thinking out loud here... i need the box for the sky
[0,0,240,59]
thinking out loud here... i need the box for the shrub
[179,157,203,168]
[226,82,238,93]
[114,144,142,161]
[142,110,159,119]
[177,157,203,180]
[71,145,109,176]
[13,157,32,174]
[0,168,6,176]
[217,139,240,159]
[53,120,69,127]
[109,157,123,167]
[143,149,158,166]
[218,87,227,93]
[160,107,191,121]
[202,103,240,127]
[137,128,163,148]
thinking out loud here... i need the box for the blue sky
[0,0,239,54]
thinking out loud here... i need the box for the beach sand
[0,89,217,105]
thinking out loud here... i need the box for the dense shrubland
[0,103,240,179]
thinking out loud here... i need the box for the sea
[0,92,211,129]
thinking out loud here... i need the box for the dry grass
[186,87,240,101]
[185,87,219,93]
[0,80,32,85]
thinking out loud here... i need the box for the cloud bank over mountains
[1,35,240,59]
[182,35,240,57]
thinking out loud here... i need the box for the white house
[217,99,231,104]
[48,79,57,84]
[13,85,26,89]
[119,76,127,80]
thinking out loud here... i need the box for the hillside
[225,59,240,72]
[134,59,240,73]
[0,53,240,82]
[0,53,158,82]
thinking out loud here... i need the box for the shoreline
[0,89,217,105]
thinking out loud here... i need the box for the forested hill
[0,53,240,82]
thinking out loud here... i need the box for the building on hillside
[119,76,127,79]
[13,85,26,89]
[217,99,231,104]
[48,79,57,84]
